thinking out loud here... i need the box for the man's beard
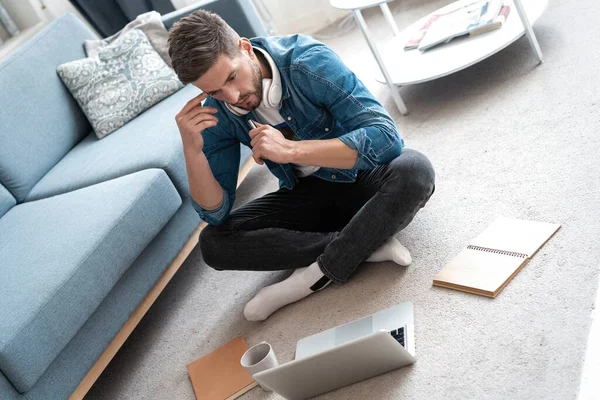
[236,61,263,111]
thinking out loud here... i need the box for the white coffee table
[330,0,547,115]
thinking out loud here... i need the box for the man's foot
[366,236,412,266]
[244,262,331,321]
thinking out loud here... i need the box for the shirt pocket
[300,107,336,139]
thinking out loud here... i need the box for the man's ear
[239,38,254,59]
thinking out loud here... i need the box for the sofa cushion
[0,183,15,218]
[58,29,183,139]
[0,14,97,202]
[0,370,20,400]
[26,86,254,204]
[85,11,171,66]
[24,201,200,400]
[0,169,181,393]
[26,84,202,202]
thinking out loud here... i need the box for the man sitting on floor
[168,10,435,321]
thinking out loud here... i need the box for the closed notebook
[433,217,561,297]
[186,336,258,400]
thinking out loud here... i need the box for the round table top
[330,0,394,11]
[371,0,548,86]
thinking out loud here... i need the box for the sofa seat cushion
[25,84,202,202]
[0,169,181,393]
[0,183,15,218]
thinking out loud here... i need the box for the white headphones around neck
[225,47,282,116]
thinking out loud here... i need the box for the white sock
[366,236,412,266]
[244,262,331,321]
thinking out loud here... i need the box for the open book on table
[410,0,511,52]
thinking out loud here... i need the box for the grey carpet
[87,0,600,399]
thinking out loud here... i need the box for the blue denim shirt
[193,34,403,225]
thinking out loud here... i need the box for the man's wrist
[288,140,304,164]
[184,147,205,161]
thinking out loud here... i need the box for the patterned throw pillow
[57,29,183,139]
[84,11,172,67]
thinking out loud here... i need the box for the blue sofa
[0,2,261,399]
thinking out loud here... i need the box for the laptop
[253,302,416,400]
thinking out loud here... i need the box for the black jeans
[200,149,435,284]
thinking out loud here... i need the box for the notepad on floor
[433,217,561,297]
[186,336,258,400]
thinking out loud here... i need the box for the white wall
[41,0,82,19]
[172,0,349,35]
[259,0,348,34]
[39,0,98,34]
[170,0,192,9]
[1,0,44,29]
[0,0,99,59]
[1,0,98,36]
[7,0,348,37]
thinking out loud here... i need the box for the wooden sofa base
[69,158,255,399]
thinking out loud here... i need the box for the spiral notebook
[433,217,561,297]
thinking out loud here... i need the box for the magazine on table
[404,0,511,52]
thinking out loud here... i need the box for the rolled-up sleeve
[337,123,402,170]
[190,121,240,225]
[292,43,403,170]
[190,189,232,225]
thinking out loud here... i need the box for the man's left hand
[249,121,296,165]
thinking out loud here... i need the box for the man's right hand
[175,92,218,155]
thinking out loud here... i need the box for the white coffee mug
[240,341,279,391]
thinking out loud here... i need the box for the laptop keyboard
[389,327,406,348]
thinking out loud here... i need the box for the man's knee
[387,149,435,199]
[199,224,229,270]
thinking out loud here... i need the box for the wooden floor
[70,158,254,399]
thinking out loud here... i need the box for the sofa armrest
[161,0,267,38]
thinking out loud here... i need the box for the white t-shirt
[253,47,320,178]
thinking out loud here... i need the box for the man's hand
[175,92,218,156]
[249,121,297,165]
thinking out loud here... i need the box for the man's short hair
[168,10,241,84]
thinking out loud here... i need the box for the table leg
[353,9,408,115]
[379,3,400,37]
[513,0,543,63]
